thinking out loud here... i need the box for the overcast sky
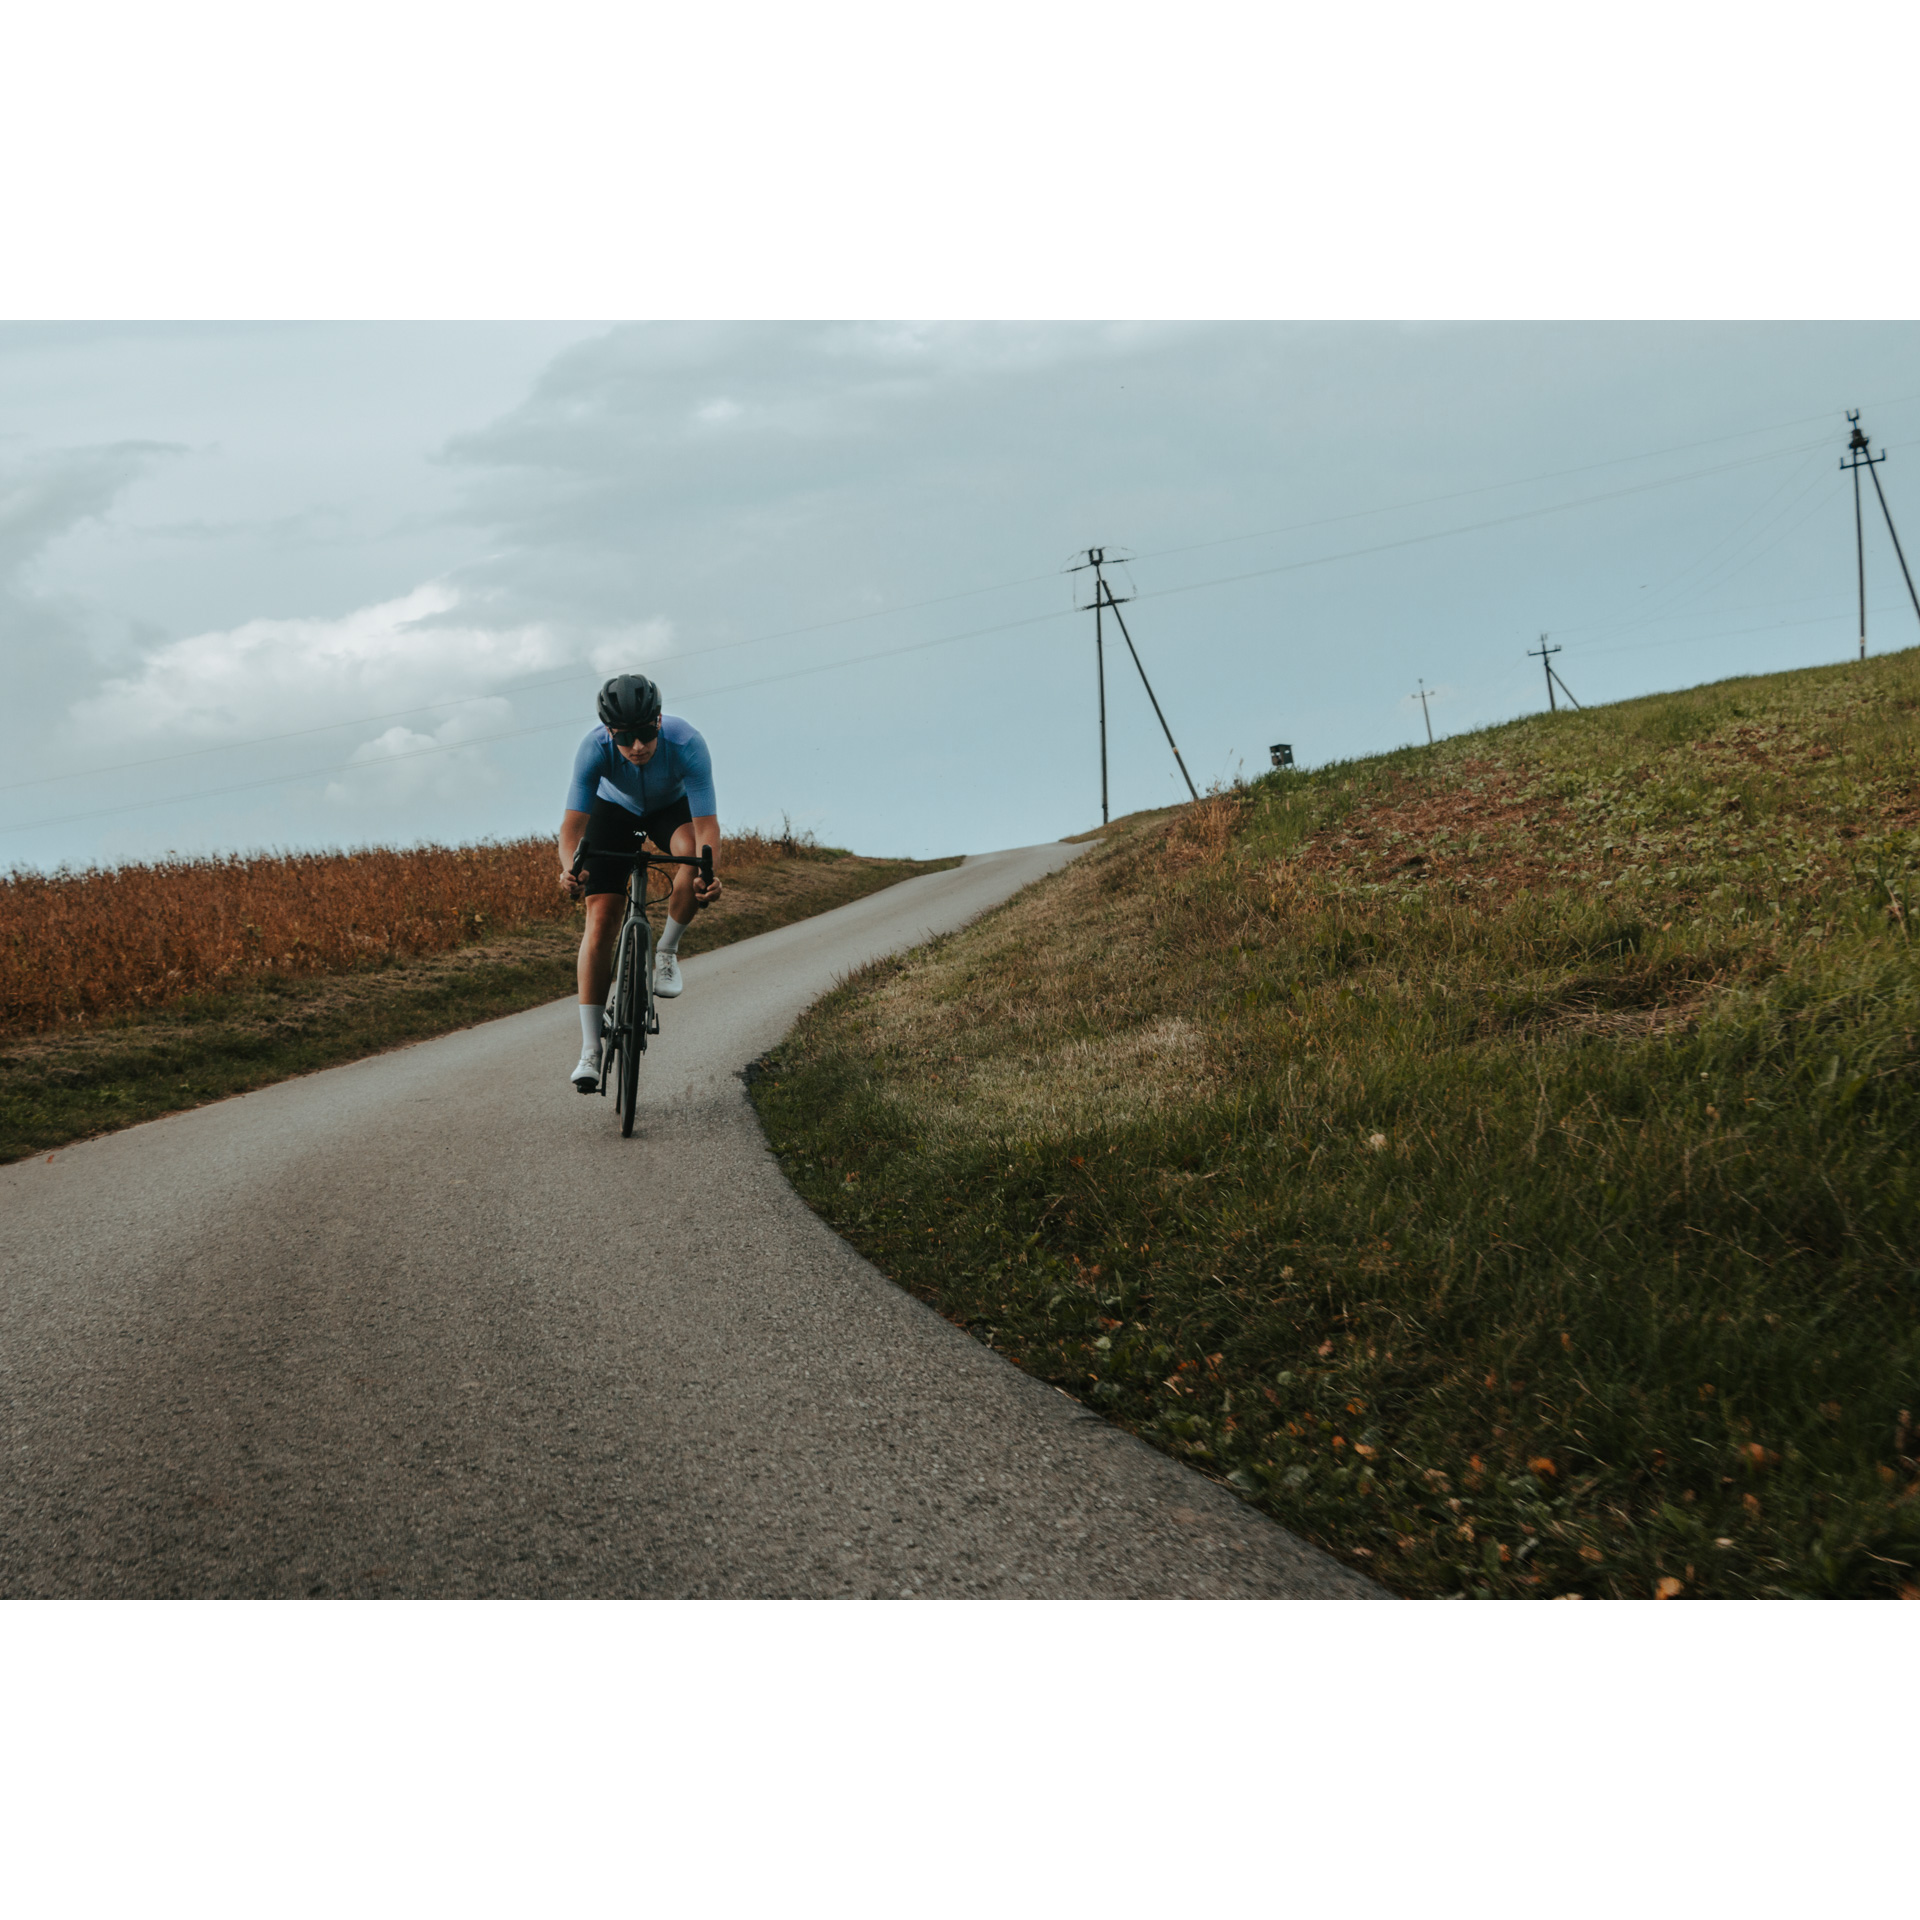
[6,321,1920,871]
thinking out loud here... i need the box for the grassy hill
[753,648,1920,1598]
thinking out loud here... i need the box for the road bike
[571,836,714,1137]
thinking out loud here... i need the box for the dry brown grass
[2,826,796,1036]
[1160,786,1248,870]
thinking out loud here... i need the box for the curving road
[1,844,1380,1598]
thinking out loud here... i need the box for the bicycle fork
[599,912,657,1097]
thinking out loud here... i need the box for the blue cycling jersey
[565,716,717,819]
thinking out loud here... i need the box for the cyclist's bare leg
[665,836,698,926]
[664,816,723,925]
[578,894,622,1004]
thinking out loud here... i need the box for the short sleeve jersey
[565,716,717,819]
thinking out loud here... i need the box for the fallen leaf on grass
[1654,1576,1684,1599]
[1528,1456,1557,1479]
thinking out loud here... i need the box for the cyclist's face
[614,733,660,765]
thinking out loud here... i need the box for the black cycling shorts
[579,792,694,896]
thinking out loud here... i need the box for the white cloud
[71,580,571,743]
[587,618,672,676]
[323,699,513,808]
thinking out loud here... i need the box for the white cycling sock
[579,1004,605,1050]
[658,916,686,958]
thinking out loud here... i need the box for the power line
[1,603,1086,836]
[1580,602,1906,661]
[1127,403,1874,569]
[0,423,1884,837]
[1125,437,1831,612]
[1566,581,1851,642]
[1552,446,1838,643]
[8,413,1862,805]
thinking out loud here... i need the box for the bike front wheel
[616,917,649,1136]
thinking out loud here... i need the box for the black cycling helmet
[597,673,663,735]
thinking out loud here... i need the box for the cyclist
[559,673,722,1091]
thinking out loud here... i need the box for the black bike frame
[571,837,715,1129]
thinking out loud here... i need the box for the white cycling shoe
[653,952,684,998]
[570,1042,601,1092]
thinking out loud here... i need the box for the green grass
[2,850,954,1163]
[752,651,1920,1598]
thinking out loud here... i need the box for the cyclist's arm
[690,815,721,903]
[559,809,593,888]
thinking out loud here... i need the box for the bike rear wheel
[616,916,649,1136]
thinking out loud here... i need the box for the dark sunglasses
[611,723,660,747]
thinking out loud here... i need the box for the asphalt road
[1,844,1380,1598]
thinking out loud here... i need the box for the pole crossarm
[1527,635,1563,713]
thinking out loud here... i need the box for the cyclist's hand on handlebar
[561,863,586,899]
[694,872,723,906]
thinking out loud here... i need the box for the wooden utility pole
[1068,548,1199,815]
[1841,412,1920,657]
[1528,636,1562,712]
[1527,634,1582,712]
[1069,547,1113,823]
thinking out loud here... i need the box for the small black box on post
[1269,742,1294,770]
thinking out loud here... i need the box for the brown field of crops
[1,827,794,1036]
